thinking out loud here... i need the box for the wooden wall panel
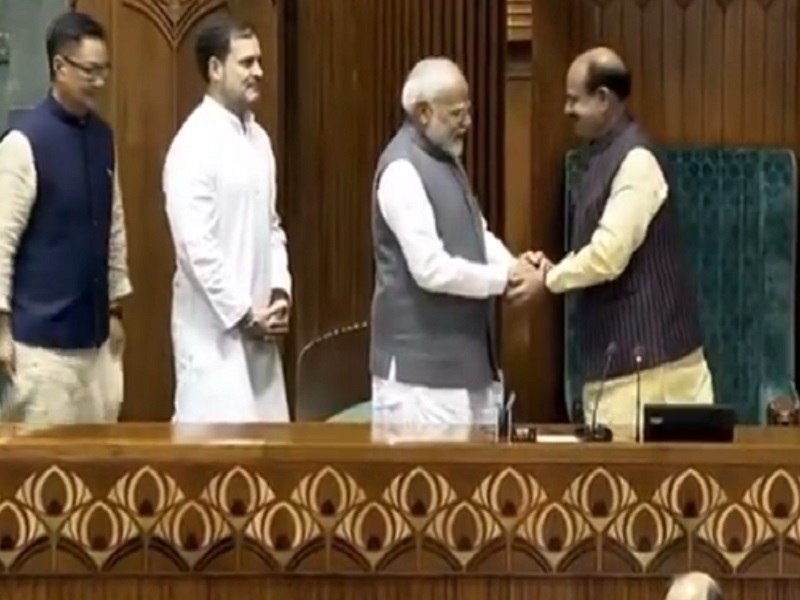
[522,0,800,422]
[501,67,535,418]
[72,0,280,420]
[280,0,507,403]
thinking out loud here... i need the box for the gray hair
[400,57,463,115]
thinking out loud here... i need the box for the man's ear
[208,56,223,82]
[596,86,612,105]
[415,103,432,126]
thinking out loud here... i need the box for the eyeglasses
[60,55,111,82]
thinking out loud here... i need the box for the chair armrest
[761,380,800,425]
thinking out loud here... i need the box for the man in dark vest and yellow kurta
[533,48,714,441]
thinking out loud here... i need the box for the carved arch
[121,0,226,48]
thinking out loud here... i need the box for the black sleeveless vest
[571,114,703,380]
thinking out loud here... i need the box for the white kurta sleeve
[480,216,515,270]
[377,159,509,298]
[264,134,291,296]
[0,131,36,312]
[109,149,133,302]
[163,146,251,330]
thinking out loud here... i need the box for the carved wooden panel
[0,423,797,599]
[3,460,800,575]
[121,0,226,47]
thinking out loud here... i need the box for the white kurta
[163,96,291,423]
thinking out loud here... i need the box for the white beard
[425,121,463,158]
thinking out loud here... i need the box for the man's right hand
[505,258,545,306]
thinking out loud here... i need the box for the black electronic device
[643,404,736,443]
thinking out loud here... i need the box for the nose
[463,111,472,129]
[253,63,263,79]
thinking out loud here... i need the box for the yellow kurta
[545,147,713,441]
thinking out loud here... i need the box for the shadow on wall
[0,0,65,126]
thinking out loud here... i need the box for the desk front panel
[0,423,795,599]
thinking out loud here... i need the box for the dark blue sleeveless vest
[1,94,114,349]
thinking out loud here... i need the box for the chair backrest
[294,322,371,421]
[564,146,798,424]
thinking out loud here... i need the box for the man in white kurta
[162,20,291,423]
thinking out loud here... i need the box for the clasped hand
[240,295,290,341]
[504,250,554,306]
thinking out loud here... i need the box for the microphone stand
[633,346,644,442]
[577,342,616,442]
[503,392,517,443]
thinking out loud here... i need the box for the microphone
[633,345,644,442]
[502,392,517,443]
[577,341,617,442]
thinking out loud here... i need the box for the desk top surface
[0,423,795,463]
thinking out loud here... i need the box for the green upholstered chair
[326,401,372,422]
[294,322,372,422]
[564,147,798,424]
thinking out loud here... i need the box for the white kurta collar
[201,94,254,133]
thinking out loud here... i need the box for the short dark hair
[46,12,106,79]
[584,60,631,101]
[194,17,255,82]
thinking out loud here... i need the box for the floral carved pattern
[121,0,226,48]
[0,461,798,575]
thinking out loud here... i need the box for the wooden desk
[0,424,798,600]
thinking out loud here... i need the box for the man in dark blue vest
[0,12,131,424]
[532,48,713,441]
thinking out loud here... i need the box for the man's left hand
[109,314,125,357]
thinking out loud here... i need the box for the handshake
[504,250,553,306]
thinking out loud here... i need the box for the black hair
[584,60,631,101]
[194,17,255,83]
[45,11,106,80]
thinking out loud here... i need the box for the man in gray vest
[370,57,540,442]
[531,48,713,441]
